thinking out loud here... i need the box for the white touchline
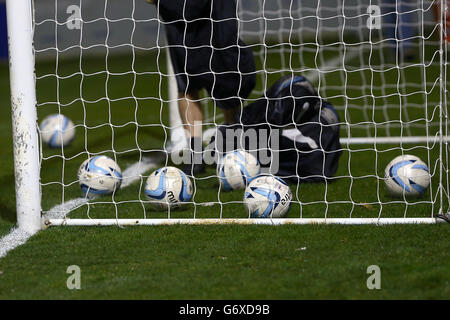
[305,49,360,84]
[0,156,160,259]
[0,228,33,259]
[120,158,160,188]
[44,198,90,220]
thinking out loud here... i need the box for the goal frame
[7,0,41,234]
[7,0,449,232]
[43,218,446,228]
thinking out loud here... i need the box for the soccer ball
[384,154,431,197]
[144,166,193,209]
[39,114,75,148]
[244,175,292,218]
[217,150,261,191]
[78,155,122,197]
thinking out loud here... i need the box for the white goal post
[6,0,41,234]
[6,0,450,232]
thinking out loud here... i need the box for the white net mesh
[32,0,449,223]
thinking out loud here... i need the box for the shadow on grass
[0,173,16,223]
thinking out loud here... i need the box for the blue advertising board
[0,1,7,59]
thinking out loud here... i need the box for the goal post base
[43,217,448,227]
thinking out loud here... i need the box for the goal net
[7,0,450,231]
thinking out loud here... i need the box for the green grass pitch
[0,39,449,299]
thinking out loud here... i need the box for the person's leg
[178,91,206,175]
[178,91,202,138]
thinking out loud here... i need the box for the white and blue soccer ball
[217,150,261,191]
[384,154,431,197]
[78,155,122,197]
[144,166,193,209]
[244,175,292,218]
[39,114,75,148]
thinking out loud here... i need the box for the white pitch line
[0,228,33,259]
[304,49,360,83]
[121,158,160,188]
[0,156,160,259]
[44,198,90,220]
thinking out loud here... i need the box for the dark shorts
[158,0,256,110]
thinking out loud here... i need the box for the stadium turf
[0,39,449,299]
[0,225,449,299]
